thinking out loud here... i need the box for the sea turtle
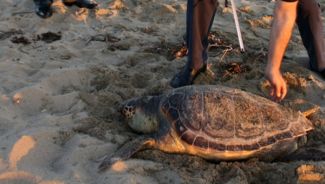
[99,85,315,171]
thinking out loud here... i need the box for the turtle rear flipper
[281,147,325,161]
[98,135,156,172]
[283,99,320,118]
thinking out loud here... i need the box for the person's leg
[34,0,53,18]
[170,0,218,88]
[62,0,97,9]
[188,0,218,70]
[296,0,325,77]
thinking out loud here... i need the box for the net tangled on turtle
[98,85,317,171]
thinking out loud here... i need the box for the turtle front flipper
[98,135,156,172]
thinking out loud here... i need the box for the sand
[0,0,324,183]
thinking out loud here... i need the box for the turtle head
[120,95,160,134]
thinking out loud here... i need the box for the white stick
[230,0,245,52]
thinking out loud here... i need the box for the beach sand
[0,0,324,183]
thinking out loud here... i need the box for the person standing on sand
[33,0,98,18]
[265,0,325,101]
[170,0,218,88]
[170,0,325,100]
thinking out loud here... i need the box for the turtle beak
[117,100,130,117]
[117,104,124,114]
[118,104,128,118]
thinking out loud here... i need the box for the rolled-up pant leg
[186,0,218,70]
[296,0,325,71]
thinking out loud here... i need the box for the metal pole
[230,0,245,52]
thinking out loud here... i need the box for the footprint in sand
[0,136,64,184]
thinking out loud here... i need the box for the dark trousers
[186,0,325,71]
[297,0,325,71]
[186,0,218,71]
